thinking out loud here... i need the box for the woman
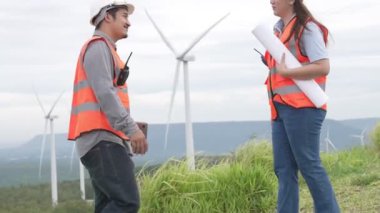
[264,0,340,212]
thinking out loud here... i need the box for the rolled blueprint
[252,24,328,108]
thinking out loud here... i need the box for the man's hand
[129,129,148,154]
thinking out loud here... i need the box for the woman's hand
[276,53,330,80]
[276,53,291,77]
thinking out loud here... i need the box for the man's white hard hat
[90,0,134,26]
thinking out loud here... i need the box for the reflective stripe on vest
[264,17,328,120]
[268,83,326,98]
[68,36,130,140]
[71,102,101,115]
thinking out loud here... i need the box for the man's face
[109,8,131,40]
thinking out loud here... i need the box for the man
[68,1,148,212]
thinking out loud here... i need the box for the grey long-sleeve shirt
[76,31,139,158]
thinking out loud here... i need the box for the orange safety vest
[264,17,328,120]
[68,36,130,141]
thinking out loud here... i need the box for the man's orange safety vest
[68,36,130,141]
[264,17,328,120]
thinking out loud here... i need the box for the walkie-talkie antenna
[124,52,133,69]
[254,48,268,66]
[254,48,264,57]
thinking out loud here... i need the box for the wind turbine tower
[79,162,86,200]
[34,89,64,207]
[145,10,230,170]
[70,144,86,200]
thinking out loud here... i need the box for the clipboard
[136,122,148,138]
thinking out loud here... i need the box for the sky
[0,0,379,146]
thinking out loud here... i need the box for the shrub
[234,140,273,168]
[370,123,380,151]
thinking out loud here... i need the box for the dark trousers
[272,102,340,213]
[81,141,140,213]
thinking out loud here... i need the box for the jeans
[272,102,340,213]
[81,141,140,213]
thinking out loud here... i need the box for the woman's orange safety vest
[264,17,328,120]
[68,36,130,140]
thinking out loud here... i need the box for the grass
[299,147,380,212]
[0,140,379,212]
[139,142,277,213]
[139,140,380,212]
[0,181,93,213]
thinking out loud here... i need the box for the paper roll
[252,24,328,108]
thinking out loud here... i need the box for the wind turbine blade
[361,128,367,136]
[178,12,230,59]
[38,120,48,179]
[47,90,65,117]
[164,61,181,149]
[145,9,178,56]
[33,86,47,116]
[326,127,330,139]
[328,139,337,150]
[70,143,76,173]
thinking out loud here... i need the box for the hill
[0,118,378,187]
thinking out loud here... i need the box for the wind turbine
[324,127,337,152]
[34,89,64,207]
[69,144,86,200]
[145,9,230,170]
[350,128,367,147]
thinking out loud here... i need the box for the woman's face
[270,0,294,18]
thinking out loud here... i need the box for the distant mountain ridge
[1,118,378,163]
[0,118,378,186]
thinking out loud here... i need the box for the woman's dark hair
[285,0,328,44]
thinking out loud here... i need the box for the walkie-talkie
[254,48,268,67]
[117,52,133,86]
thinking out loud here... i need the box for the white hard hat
[90,0,135,26]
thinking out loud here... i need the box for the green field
[0,140,379,213]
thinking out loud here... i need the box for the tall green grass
[321,147,379,178]
[139,141,276,213]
